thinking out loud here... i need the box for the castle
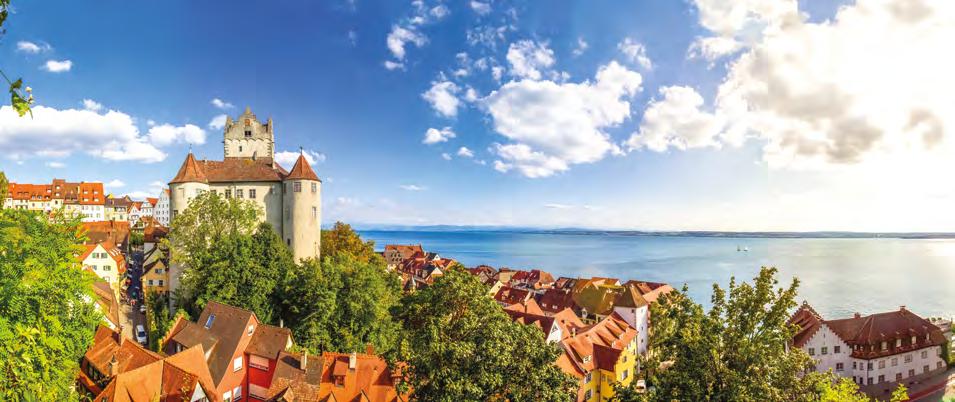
[168,107,322,266]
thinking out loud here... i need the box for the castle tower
[167,151,210,299]
[282,152,322,262]
[223,107,275,161]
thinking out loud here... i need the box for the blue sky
[3,0,955,232]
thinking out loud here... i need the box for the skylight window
[205,314,216,328]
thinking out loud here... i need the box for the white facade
[155,190,171,226]
[614,305,650,355]
[800,323,946,386]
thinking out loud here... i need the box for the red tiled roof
[559,313,637,374]
[83,326,162,382]
[790,303,947,359]
[621,280,673,303]
[246,324,292,360]
[284,153,320,181]
[537,288,579,315]
[614,284,649,309]
[169,153,208,184]
[494,286,532,306]
[82,221,131,249]
[79,240,125,269]
[267,351,406,402]
[8,180,105,205]
[93,344,221,402]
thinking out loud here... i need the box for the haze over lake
[360,230,955,319]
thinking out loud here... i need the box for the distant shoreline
[352,226,955,240]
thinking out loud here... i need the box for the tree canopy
[393,268,577,402]
[0,171,8,201]
[279,253,402,355]
[614,267,909,402]
[320,221,381,264]
[0,209,100,400]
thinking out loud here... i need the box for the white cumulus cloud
[387,25,427,60]
[627,86,723,152]
[666,0,955,169]
[82,99,103,112]
[17,41,50,54]
[43,59,72,73]
[484,61,642,177]
[45,161,65,168]
[106,179,126,188]
[422,80,461,118]
[572,37,589,57]
[0,105,169,163]
[470,1,492,15]
[506,40,555,80]
[275,149,326,169]
[457,146,474,158]
[618,38,652,70]
[146,124,206,147]
[211,98,234,110]
[400,184,427,191]
[423,127,456,144]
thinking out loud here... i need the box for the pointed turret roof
[169,152,208,184]
[284,153,320,181]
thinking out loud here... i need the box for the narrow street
[120,247,147,345]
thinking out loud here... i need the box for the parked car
[135,325,147,344]
[139,304,147,314]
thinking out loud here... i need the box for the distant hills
[343,224,955,239]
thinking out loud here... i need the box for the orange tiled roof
[93,344,221,402]
[7,180,105,205]
[284,153,320,181]
[267,351,407,402]
[79,241,125,269]
[560,313,637,373]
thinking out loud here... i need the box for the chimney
[854,312,862,319]
[118,325,125,346]
[301,351,308,370]
[349,352,357,370]
[279,318,284,328]
[109,353,119,377]
[365,343,375,355]
[900,305,907,312]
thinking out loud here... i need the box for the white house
[790,302,947,387]
[155,189,171,226]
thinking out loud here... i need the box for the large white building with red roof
[790,302,947,387]
[167,108,321,294]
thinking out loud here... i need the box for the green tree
[167,192,292,322]
[145,292,180,352]
[280,253,401,355]
[175,223,286,323]
[814,375,907,402]
[1,1,35,116]
[129,231,144,247]
[393,268,577,402]
[0,209,100,400]
[620,267,819,401]
[320,221,381,264]
[0,171,8,201]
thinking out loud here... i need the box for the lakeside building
[790,302,947,388]
[3,179,105,221]
[167,108,322,296]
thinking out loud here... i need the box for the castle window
[239,146,243,152]
[245,130,252,138]
[236,189,244,199]
[249,189,256,199]
[312,206,317,219]
[294,182,302,192]
[311,183,317,193]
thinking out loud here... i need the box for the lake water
[359,230,955,319]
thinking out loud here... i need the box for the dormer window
[911,336,917,345]
[896,339,901,348]
[881,341,887,351]
[582,355,592,363]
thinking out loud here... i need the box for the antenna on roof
[300,146,304,155]
[188,144,193,154]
